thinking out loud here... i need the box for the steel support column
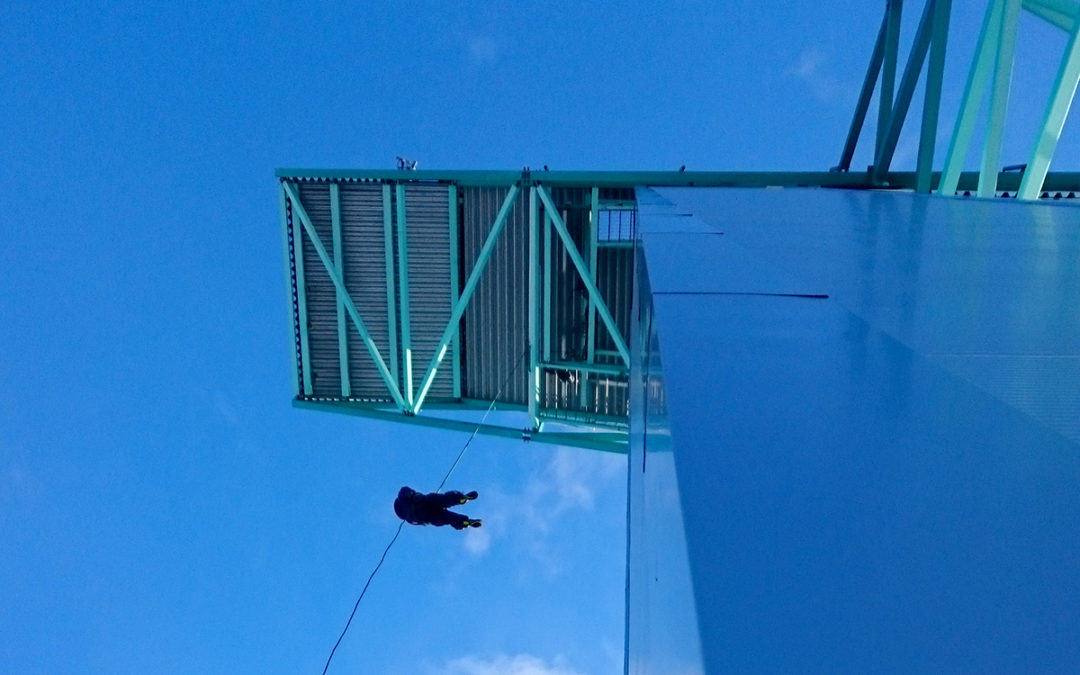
[873,0,936,182]
[879,0,904,157]
[917,0,952,193]
[838,11,888,171]
[395,184,414,406]
[330,183,351,397]
[979,0,1022,197]
[1019,11,1080,199]
[940,0,1004,194]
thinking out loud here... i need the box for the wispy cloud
[213,390,242,429]
[785,47,850,105]
[462,448,623,566]
[440,653,586,675]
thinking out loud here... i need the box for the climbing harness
[321,345,529,674]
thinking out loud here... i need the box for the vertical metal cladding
[462,186,529,405]
[340,183,395,400]
[403,184,454,401]
[297,182,342,398]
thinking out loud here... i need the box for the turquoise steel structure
[840,0,1080,199]
[279,168,1080,455]
[279,3,1080,670]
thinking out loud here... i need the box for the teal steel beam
[286,183,314,397]
[582,187,600,409]
[536,186,631,367]
[980,0,1022,197]
[330,183,351,397]
[280,182,301,397]
[838,10,888,171]
[940,0,1004,194]
[1019,14,1080,199]
[528,187,541,430]
[271,169,910,190]
[542,360,627,377]
[873,0,935,182]
[411,185,522,414]
[594,348,623,360]
[447,184,462,399]
[294,399,627,453]
[917,0,953,193]
[879,0,904,157]
[532,431,628,447]
[282,180,408,409]
[1025,0,1079,30]
[586,187,599,365]
[395,184,414,406]
[382,185,399,384]
[277,169,1080,193]
[536,407,629,430]
[542,208,553,363]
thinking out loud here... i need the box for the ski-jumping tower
[280,1,1080,670]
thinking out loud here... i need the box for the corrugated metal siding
[462,186,529,405]
[403,184,454,401]
[340,183,395,400]
[297,182,342,397]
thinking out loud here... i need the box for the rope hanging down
[322,345,530,675]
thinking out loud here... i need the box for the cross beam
[536,186,631,367]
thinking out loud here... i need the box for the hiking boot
[458,491,479,504]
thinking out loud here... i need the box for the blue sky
[3,2,1079,673]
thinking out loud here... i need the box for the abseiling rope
[322,346,530,674]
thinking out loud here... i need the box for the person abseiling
[393,487,481,529]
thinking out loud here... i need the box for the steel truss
[839,0,1080,200]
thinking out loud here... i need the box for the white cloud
[786,47,850,105]
[463,519,492,555]
[213,390,241,428]
[441,653,586,675]
[461,448,624,569]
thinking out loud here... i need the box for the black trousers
[414,491,471,529]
